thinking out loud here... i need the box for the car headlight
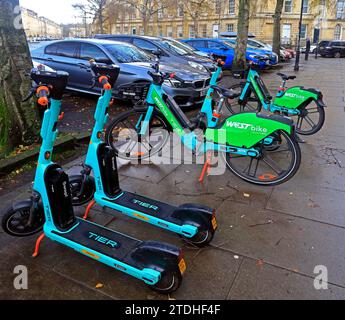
[188,61,207,72]
[163,79,183,88]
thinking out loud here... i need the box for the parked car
[182,38,272,69]
[94,34,217,72]
[30,39,212,108]
[318,40,345,58]
[223,38,278,66]
[301,43,318,53]
[283,47,296,58]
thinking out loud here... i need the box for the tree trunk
[0,0,39,155]
[232,0,250,71]
[272,0,284,61]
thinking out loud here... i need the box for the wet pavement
[1,57,345,300]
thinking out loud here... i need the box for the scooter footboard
[206,112,293,149]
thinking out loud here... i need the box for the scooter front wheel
[69,175,95,206]
[2,202,44,237]
[150,270,182,294]
[225,130,301,186]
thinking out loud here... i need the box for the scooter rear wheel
[183,229,214,247]
[151,270,182,294]
[2,203,44,237]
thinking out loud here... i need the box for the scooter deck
[51,217,140,262]
[103,191,182,225]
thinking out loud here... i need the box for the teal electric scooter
[70,61,217,247]
[1,67,186,293]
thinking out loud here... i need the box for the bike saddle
[211,85,240,99]
[277,73,296,81]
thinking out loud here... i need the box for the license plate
[212,216,218,230]
[200,88,208,97]
[178,258,187,275]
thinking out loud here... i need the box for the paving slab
[213,201,345,287]
[0,248,110,300]
[228,258,345,300]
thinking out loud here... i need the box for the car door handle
[78,63,91,71]
[46,58,54,62]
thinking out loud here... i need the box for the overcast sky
[19,0,89,24]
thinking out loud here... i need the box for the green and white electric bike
[225,60,326,135]
[105,55,301,186]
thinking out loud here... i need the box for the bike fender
[316,98,327,108]
[207,113,293,149]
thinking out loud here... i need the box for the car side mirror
[151,49,162,58]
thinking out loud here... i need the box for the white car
[247,39,287,61]
[301,44,317,53]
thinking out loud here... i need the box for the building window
[201,24,207,37]
[302,0,309,13]
[215,0,221,14]
[227,23,234,32]
[189,25,195,38]
[148,26,153,35]
[158,25,163,36]
[177,25,183,38]
[116,26,121,34]
[337,1,345,19]
[124,26,129,34]
[177,3,184,17]
[158,7,164,19]
[132,27,136,35]
[301,24,307,38]
[284,0,292,13]
[334,24,342,39]
[167,26,173,38]
[229,0,235,14]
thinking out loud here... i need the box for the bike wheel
[105,110,171,161]
[225,130,301,186]
[2,202,44,237]
[69,175,95,206]
[294,101,325,135]
[224,82,261,115]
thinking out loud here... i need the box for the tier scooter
[70,61,217,247]
[1,67,186,293]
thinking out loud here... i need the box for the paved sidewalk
[1,57,345,300]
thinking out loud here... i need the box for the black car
[31,39,212,108]
[318,40,345,58]
[94,34,217,72]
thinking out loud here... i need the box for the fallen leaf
[243,193,250,198]
[234,255,239,259]
[256,259,264,267]
[95,283,104,289]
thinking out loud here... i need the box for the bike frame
[239,68,301,116]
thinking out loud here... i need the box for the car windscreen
[103,43,153,63]
[319,41,330,47]
[160,39,191,55]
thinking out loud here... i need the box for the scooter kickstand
[32,233,45,258]
[83,199,96,220]
[198,151,212,183]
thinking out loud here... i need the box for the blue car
[181,38,276,69]
[224,38,278,66]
